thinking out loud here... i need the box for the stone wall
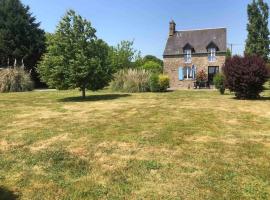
[164,54,226,89]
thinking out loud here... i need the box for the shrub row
[110,69,169,93]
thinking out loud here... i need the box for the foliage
[226,48,232,58]
[0,67,33,92]
[158,74,170,92]
[111,69,150,93]
[38,10,112,98]
[149,74,169,92]
[266,63,270,78]
[141,61,162,73]
[213,73,226,94]
[110,69,126,92]
[196,70,207,82]
[0,0,45,86]
[149,73,160,92]
[245,0,270,61]
[223,55,268,99]
[109,40,141,71]
[143,55,163,66]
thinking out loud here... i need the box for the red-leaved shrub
[223,55,268,99]
[266,63,270,78]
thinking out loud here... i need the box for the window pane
[184,49,192,63]
[188,67,193,78]
[183,67,187,78]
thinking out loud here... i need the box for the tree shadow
[59,94,131,102]
[231,96,270,101]
[0,187,19,200]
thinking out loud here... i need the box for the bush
[111,69,169,93]
[149,73,160,92]
[213,73,225,94]
[158,74,170,92]
[149,74,170,92]
[111,69,150,93]
[196,70,207,82]
[266,63,270,78]
[110,70,125,91]
[223,55,268,99]
[0,67,33,92]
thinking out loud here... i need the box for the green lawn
[0,89,270,200]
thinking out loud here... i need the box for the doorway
[208,66,219,85]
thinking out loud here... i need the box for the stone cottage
[163,21,227,89]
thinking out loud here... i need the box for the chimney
[169,20,176,37]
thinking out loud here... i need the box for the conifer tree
[245,0,270,61]
[0,0,45,86]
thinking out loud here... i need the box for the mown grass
[0,88,270,199]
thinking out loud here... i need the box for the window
[184,49,192,63]
[183,67,193,79]
[208,48,216,62]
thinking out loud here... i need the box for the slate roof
[163,28,227,56]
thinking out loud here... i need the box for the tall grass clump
[0,67,33,92]
[111,69,151,93]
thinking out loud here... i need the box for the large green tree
[0,0,45,85]
[245,0,270,61]
[38,10,112,98]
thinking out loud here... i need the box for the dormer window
[184,49,192,63]
[183,43,194,63]
[207,41,219,62]
[208,48,216,62]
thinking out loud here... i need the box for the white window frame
[184,49,192,63]
[183,66,193,80]
[208,48,216,62]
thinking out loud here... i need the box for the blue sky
[21,0,267,58]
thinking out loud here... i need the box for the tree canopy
[109,40,141,70]
[245,0,270,61]
[38,10,112,98]
[141,60,163,73]
[143,55,163,66]
[0,0,45,85]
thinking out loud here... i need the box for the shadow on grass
[0,187,18,200]
[59,94,131,102]
[231,96,270,101]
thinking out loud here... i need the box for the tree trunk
[82,87,86,99]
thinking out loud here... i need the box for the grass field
[0,88,270,200]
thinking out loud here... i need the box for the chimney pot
[169,20,176,37]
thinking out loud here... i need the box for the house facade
[163,21,227,89]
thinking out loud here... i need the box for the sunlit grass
[0,88,270,199]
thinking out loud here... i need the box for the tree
[0,0,45,86]
[141,60,162,73]
[226,48,232,58]
[109,40,141,70]
[143,55,163,66]
[38,10,112,98]
[245,0,270,61]
[223,55,268,99]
